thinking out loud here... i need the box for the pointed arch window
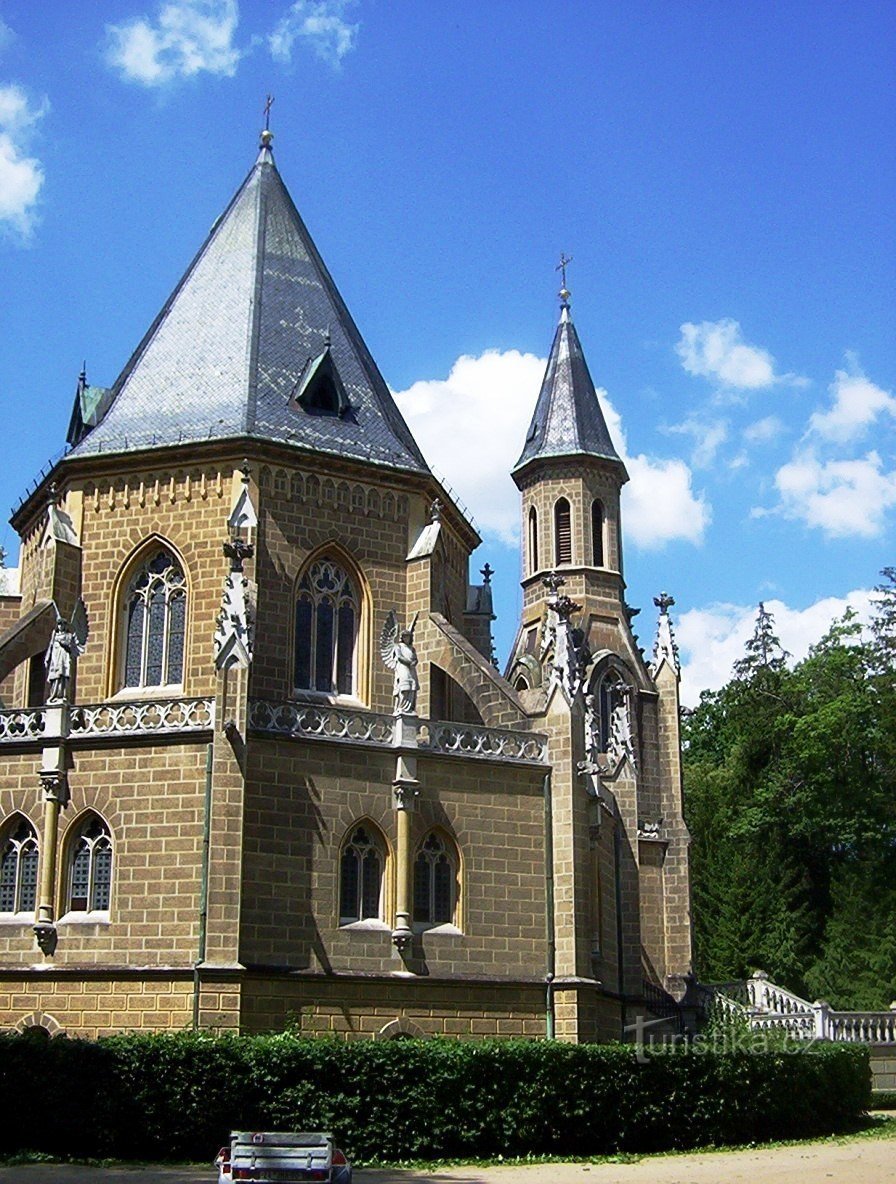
[413,831,458,926]
[0,817,39,915]
[122,549,186,689]
[554,498,572,566]
[339,824,385,923]
[294,558,359,696]
[67,815,113,914]
[591,500,605,567]
[528,506,539,574]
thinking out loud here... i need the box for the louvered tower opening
[554,497,572,566]
[528,506,539,573]
[592,499,605,566]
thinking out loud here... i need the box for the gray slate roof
[513,304,625,475]
[68,142,430,475]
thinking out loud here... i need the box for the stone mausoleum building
[0,132,691,1043]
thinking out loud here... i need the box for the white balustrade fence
[0,707,45,741]
[248,700,395,746]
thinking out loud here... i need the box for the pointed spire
[67,138,429,476]
[513,278,625,476]
[651,592,680,675]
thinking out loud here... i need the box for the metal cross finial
[263,94,274,131]
[480,563,494,585]
[654,591,675,615]
[556,252,573,295]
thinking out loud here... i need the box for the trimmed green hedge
[0,1032,870,1162]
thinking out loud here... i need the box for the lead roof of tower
[66,136,430,475]
[513,301,625,476]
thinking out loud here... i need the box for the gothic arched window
[122,549,186,688]
[294,558,359,695]
[528,506,539,574]
[0,817,39,915]
[591,499,605,567]
[67,815,113,914]
[554,498,572,566]
[413,831,458,926]
[339,824,385,923]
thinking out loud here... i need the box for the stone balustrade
[248,699,548,765]
[0,707,45,741]
[0,698,214,744]
[248,699,396,747]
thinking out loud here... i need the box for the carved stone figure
[607,683,636,768]
[381,610,420,715]
[541,572,585,700]
[44,600,89,703]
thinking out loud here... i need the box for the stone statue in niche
[381,610,420,715]
[44,599,89,703]
[608,683,636,768]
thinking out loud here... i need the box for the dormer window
[290,346,351,419]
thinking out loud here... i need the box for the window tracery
[0,817,38,915]
[339,824,384,923]
[294,559,359,695]
[123,549,186,688]
[413,831,458,926]
[67,815,112,913]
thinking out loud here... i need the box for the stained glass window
[67,815,112,914]
[294,559,359,696]
[0,818,39,914]
[339,826,383,923]
[122,549,187,688]
[413,832,457,926]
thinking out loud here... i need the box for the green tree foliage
[684,584,896,1009]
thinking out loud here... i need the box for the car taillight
[332,1149,347,1165]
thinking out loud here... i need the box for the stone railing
[248,699,396,747]
[248,700,548,765]
[69,697,215,739]
[829,1010,896,1044]
[0,707,46,742]
[420,718,548,765]
[706,973,896,1045]
[746,973,812,1015]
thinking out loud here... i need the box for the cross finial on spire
[654,591,675,615]
[260,95,275,150]
[556,252,573,306]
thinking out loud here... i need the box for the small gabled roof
[513,299,625,477]
[67,136,429,476]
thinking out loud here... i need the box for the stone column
[392,714,419,951]
[34,703,71,955]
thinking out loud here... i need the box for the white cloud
[394,349,545,545]
[269,0,358,66]
[0,84,48,238]
[106,0,241,85]
[743,415,785,444]
[676,318,805,391]
[676,589,875,706]
[808,366,896,442]
[394,349,709,550]
[601,394,711,548]
[772,449,896,538]
[665,417,728,468]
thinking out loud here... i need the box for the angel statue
[45,599,89,704]
[381,610,419,715]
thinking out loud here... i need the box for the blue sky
[0,1,893,703]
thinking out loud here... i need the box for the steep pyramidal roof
[68,137,429,475]
[514,299,625,476]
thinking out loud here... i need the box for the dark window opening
[554,498,572,566]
